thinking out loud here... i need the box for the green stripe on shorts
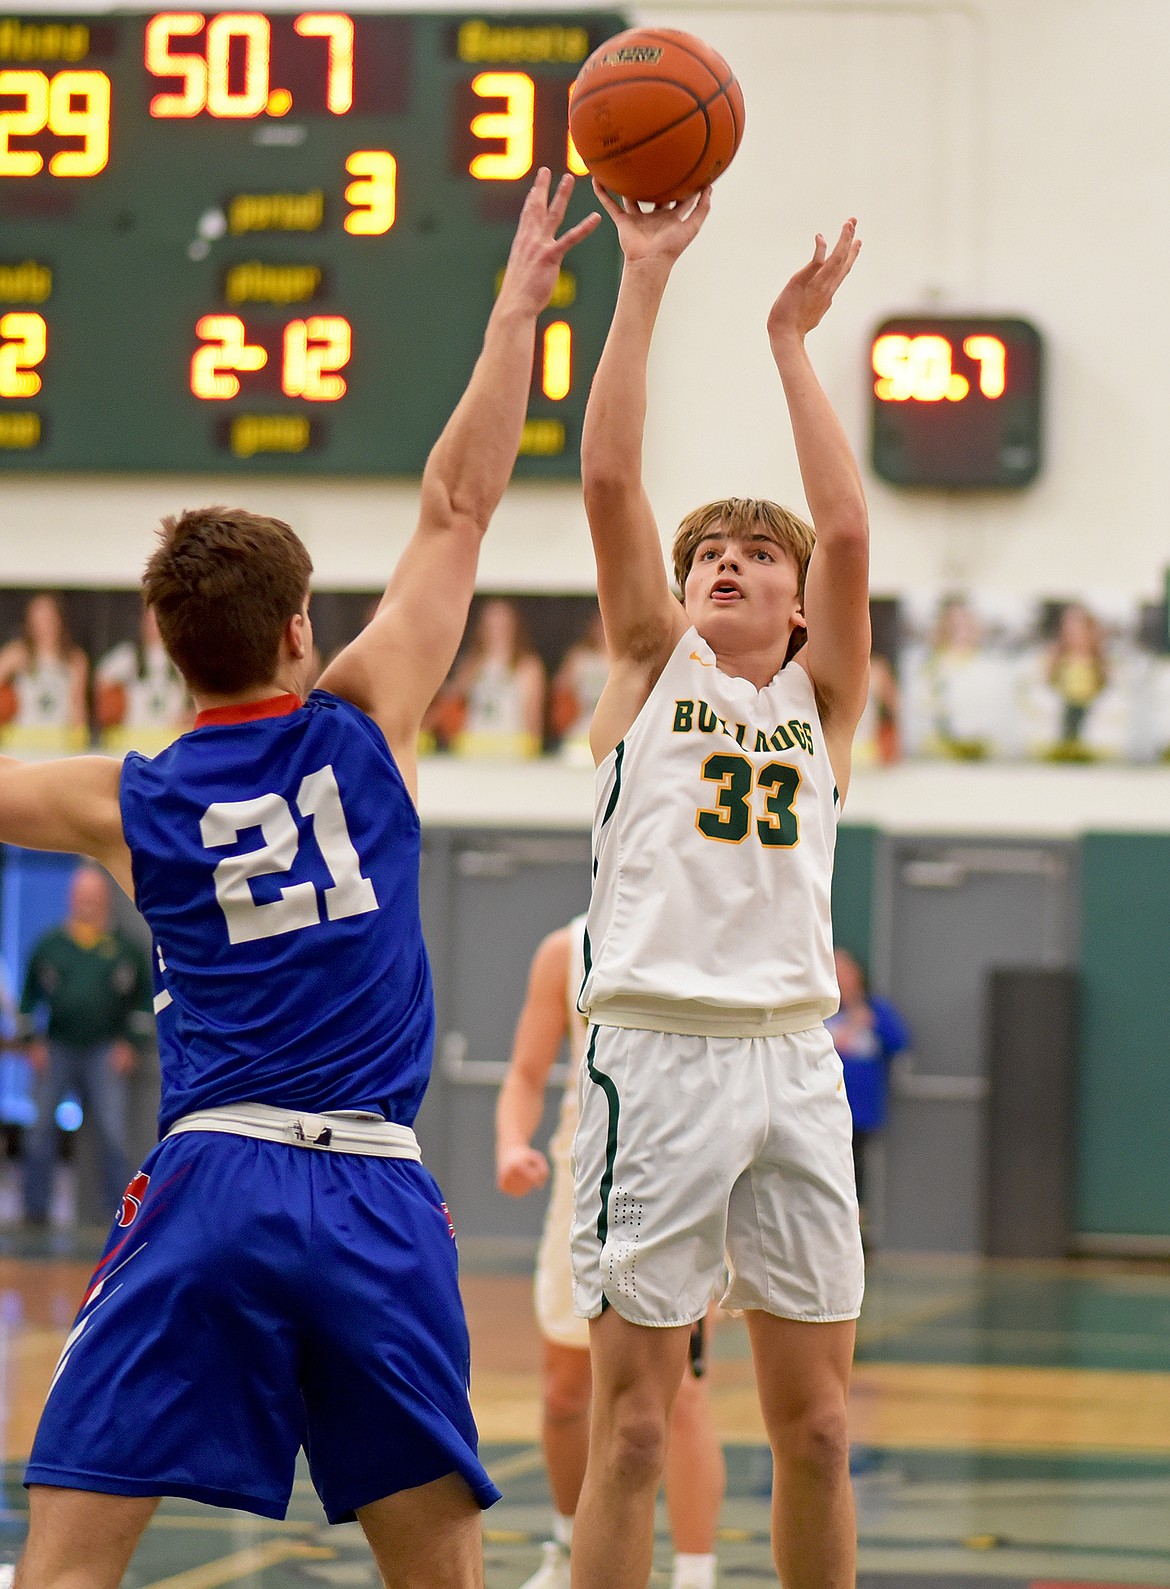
[585,1027,620,1250]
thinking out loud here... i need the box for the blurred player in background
[0,169,599,1589]
[550,608,610,765]
[0,593,88,757]
[571,183,869,1589]
[435,597,547,758]
[95,606,190,756]
[496,918,725,1589]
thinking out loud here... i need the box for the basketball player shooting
[570,184,869,1589]
[0,169,598,1589]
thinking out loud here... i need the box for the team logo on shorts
[117,1171,150,1227]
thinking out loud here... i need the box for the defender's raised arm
[317,171,600,776]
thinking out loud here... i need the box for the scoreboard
[869,315,1044,489]
[0,10,625,475]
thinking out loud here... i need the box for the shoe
[518,1540,571,1589]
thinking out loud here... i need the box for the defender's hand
[496,169,602,319]
[593,181,712,268]
[496,1143,550,1197]
[768,219,861,349]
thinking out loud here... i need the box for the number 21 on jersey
[201,762,378,944]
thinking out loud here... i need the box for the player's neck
[701,632,792,690]
[190,676,302,716]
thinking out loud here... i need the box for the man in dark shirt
[18,863,153,1225]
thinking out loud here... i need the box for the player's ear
[286,611,309,661]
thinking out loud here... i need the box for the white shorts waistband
[584,995,834,1038]
[165,1102,421,1159]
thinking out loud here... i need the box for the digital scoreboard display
[869,315,1044,489]
[0,9,625,475]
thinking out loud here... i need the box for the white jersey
[580,627,840,1035]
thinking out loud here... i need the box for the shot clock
[0,10,625,475]
[869,315,1044,489]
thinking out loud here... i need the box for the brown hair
[141,506,313,695]
[672,498,816,594]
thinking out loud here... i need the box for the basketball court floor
[0,1238,1167,1588]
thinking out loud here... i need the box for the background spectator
[851,651,900,766]
[436,597,547,758]
[826,947,911,1244]
[17,864,153,1227]
[900,594,1022,759]
[0,593,89,757]
[549,607,609,765]
[95,606,190,755]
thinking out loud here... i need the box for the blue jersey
[120,691,433,1134]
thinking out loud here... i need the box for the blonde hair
[671,498,815,595]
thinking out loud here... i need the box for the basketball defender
[570,185,869,1589]
[496,918,725,1589]
[0,170,598,1589]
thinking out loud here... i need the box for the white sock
[672,1552,716,1589]
[552,1513,574,1550]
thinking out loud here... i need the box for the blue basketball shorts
[25,1130,501,1523]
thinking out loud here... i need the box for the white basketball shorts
[570,1022,864,1328]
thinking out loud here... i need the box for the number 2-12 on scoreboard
[191,315,351,401]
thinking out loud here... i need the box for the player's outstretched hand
[496,1142,551,1197]
[768,219,861,348]
[497,169,601,318]
[592,179,712,268]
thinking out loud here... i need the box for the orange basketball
[569,27,744,204]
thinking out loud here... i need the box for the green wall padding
[1079,833,1170,1236]
[832,823,878,969]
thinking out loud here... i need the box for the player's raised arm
[580,184,711,755]
[317,170,600,774]
[771,221,871,784]
[0,755,131,894]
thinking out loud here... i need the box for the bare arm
[0,642,26,686]
[0,756,131,894]
[317,171,600,785]
[67,648,89,730]
[495,926,572,1197]
[581,185,712,758]
[770,222,870,789]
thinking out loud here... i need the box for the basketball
[569,27,744,205]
